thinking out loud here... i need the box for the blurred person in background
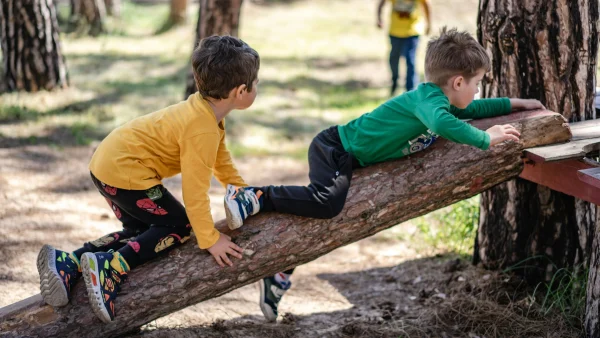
[377,0,431,96]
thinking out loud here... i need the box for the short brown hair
[425,27,490,86]
[191,35,260,99]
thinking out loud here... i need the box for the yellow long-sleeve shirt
[89,93,246,249]
[388,0,427,38]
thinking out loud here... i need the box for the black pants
[256,126,359,219]
[73,174,192,269]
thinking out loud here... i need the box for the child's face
[451,69,485,109]
[236,78,259,109]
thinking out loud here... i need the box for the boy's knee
[322,198,345,219]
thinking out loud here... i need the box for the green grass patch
[414,195,480,256]
[0,105,40,123]
[536,267,587,329]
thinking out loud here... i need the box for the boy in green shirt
[224,27,545,321]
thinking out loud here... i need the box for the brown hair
[425,27,490,86]
[191,35,260,99]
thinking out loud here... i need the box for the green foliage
[537,267,587,329]
[0,106,40,123]
[68,122,97,145]
[414,195,480,256]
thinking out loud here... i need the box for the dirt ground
[0,144,580,338]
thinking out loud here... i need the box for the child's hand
[207,232,244,267]
[486,124,521,147]
[510,98,546,111]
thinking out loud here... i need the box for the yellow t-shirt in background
[89,93,246,249]
[388,0,426,38]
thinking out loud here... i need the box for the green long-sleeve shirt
[338,82,512,166]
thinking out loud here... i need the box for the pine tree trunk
[69,0,106,36]
[0,111,570,338]
[0,0,69,92]
[476,2,599,336]
[104,0,120,17]
[184,0,244,97]
[169,0,188,25]
[586,210,600,335]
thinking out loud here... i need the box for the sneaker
[81,251,128,323]
[224,184,261,230]
[259,275,291,322]
[37,244,81,307]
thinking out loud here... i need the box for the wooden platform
[520,118,600,205]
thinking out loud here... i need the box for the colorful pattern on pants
[73,173,192,269]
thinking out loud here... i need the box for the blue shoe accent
[81,251,128,323]
[259,275,291,322]
[224,184,262,230]
[37,244,81,307]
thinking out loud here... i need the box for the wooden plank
[521,119,600,162]
[524,137,600,162]
[519,159,600,205]
[571,118,600,140]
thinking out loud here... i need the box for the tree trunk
[586,210,600,335]
[0,111,569,338]
[0,0,68,92]
[69,0,106,36]
[184,0,244,97]
[170,0,188,25]
[104,0,120,17]
[475,0,598,280]
[476,2,600,336]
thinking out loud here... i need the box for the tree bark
[184,0,244,97]
[69,0,106,36]
[103,0,120,17]
[475,0,598,283]
[0,111,570,338]
[586,209,600,335]
[169,0,188,25]
[0,0,68,92]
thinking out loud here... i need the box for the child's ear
[230,84,247,99]
[452,76,464,91]
[237,84,248,97]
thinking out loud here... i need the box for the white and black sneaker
[224,184,262,230]
[259,275,291,322]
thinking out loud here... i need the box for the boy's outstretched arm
[181,133,243,267]
[414,102,519,150]
[451,98,545,120]
[509,98,546,111]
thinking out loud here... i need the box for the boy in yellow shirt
[377,0,431,95]
[36,35,259,323]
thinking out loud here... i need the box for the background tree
[475,1,599,334]
[104,0,121,17]
[0,0,69,92]
[184,0,244,97]
[170,0,188,25]
[69,0,106,36]
[156,0,188,34]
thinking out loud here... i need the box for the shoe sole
[81,253,112,323]
[37,244,69,307]
[258,279,277,322]
[224,185,243,230]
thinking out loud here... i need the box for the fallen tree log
[0,110,570,338]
